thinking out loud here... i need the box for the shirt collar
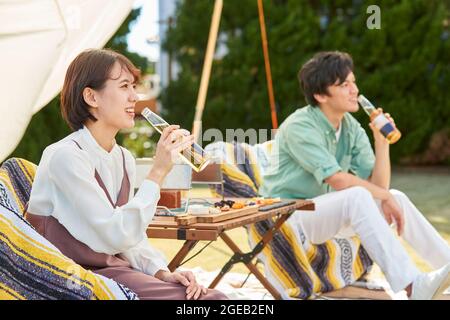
[309,106,337,135]
[309,105,352,138]
[80,126,117,158]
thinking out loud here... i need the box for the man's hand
[380,194,404,236]
[369,108,395,146]
[155,270,208,300]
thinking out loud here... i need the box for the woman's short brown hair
[60,48,141,131]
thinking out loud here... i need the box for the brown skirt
[94,266,228,300]
[26,212,228,300]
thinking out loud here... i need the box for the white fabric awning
[0,0,136,162]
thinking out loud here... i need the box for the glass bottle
[357,94,401,144]
[141,108,211,172]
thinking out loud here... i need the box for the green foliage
[161,0,450,164]
[121,119,158,158]
[10,8,149,164]
[105,8,149,72]
[11,97,71,165]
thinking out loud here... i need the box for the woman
[26,49,227,300]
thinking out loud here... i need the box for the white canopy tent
[0,0,136,162]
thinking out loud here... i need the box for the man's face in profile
[322,71,360,114]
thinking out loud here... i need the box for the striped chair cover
[205,141,373,299]
[0,158,138,300]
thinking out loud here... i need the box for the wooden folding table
[146,199,314,300]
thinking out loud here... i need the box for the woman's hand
[147,125,194,186]
[155,270,208,300]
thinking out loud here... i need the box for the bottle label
[379,122,396,137]
[372,113,395,137]
[373,113,389,128]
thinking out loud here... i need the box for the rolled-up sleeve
[350,124,375,179]
[120,238,169,276]
[284,121,342,184]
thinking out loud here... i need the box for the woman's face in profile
[92,61,139,130]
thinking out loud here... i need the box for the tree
[161,0,450,164]
[10,8,148,164]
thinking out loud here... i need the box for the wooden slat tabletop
[147,199,314,240]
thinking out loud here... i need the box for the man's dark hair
[298,51,354,106]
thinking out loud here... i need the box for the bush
[161,0,450,164]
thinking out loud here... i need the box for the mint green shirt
[259,105,375,199]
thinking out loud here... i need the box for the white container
[135,158,192,190]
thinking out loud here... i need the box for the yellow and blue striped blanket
[205,141,373,299]
[0,158,138,300]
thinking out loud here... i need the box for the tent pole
[257,0,278,129]
[192,0,223,142]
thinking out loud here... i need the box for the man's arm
[325,171,405,235]
[325,171,390,200]
[369,139,391,189]
[367,109,396,189]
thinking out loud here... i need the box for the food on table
[208,207,221,215]
[214,199,248,212]
[232,202,245,209]
[251,197,281,205]
[187,204,210,215]
[214,200,235,208]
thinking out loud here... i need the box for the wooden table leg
[168,240,199,272]
[256,212,290,253]
[208,211,296,299]
[209,232,282,300]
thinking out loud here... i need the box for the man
[259,51,450,299]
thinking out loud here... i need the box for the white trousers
[293,186,450,293]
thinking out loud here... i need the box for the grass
[391,167,450,235]
[149,168,450,275]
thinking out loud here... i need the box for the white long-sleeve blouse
[28,126,168,276]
